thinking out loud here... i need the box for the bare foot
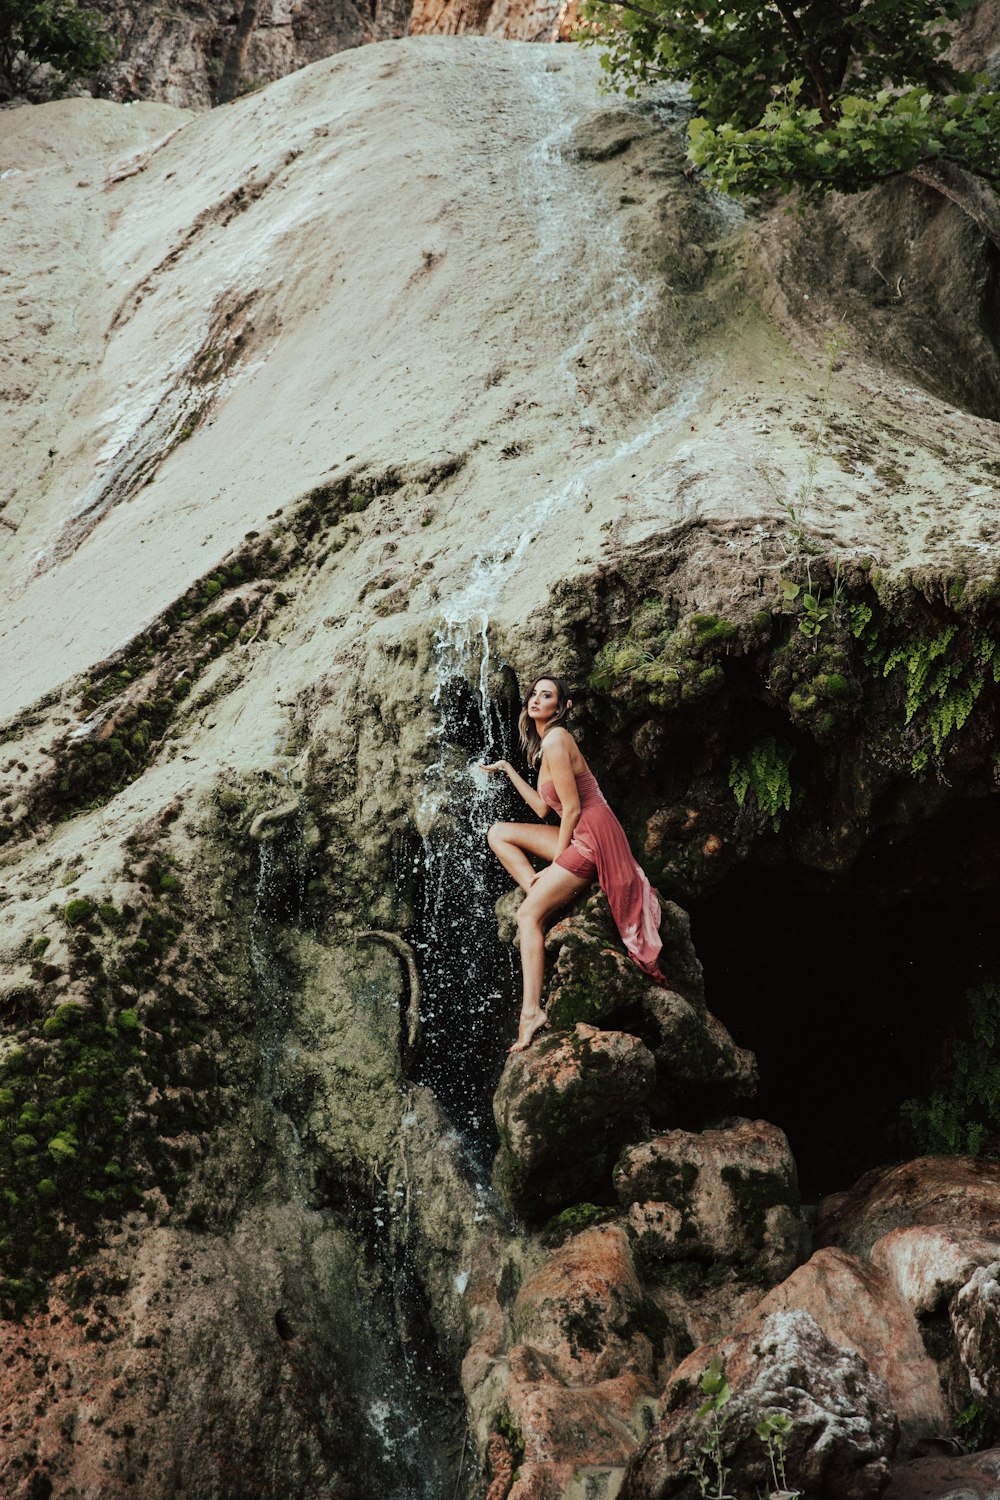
[508,1010,549,1053]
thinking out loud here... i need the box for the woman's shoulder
[542,725,576,754]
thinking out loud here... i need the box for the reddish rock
[512,1224,655,1386]
[507,1358,652,1500]
[622,1308,897,1500]
[882,1448,1000,1499]
[815,1157,1000,1258]
[871,1224,1000,1316]
[615,1119,800,1283]
[407,0,567,39]
[743,1246,946,1451]
[493,1024,655,1220]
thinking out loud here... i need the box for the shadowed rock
[951,1261,1000,1421]
[615,1119,800,1285]
[493,1024,655,1221]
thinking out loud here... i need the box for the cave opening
[689,794,1000,1204]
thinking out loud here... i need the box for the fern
[880,624,1000,773]
[900,981,1000,1158]
[729,737,793,830]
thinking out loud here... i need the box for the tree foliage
[0,1,114,101]
[578,0,1000,203]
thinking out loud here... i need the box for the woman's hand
[480,760,511,775]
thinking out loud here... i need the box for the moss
[494,1409,525,1470]
[30,936,50,958]
[591,605,736,712]
[0,860,226,1313]
[719,1164,797,1249]
[41,1003,84,1039]
[539,1202,617,1247]
[64,899,93,927]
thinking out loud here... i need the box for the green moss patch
[0,858,223,1313]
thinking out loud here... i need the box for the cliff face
[3,34,1000,1500]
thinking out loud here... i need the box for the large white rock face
[3,35,1000,1500]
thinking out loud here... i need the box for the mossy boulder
[493,1024,656,1223]
[615,1119,801,1284]
[629,986,758,1101]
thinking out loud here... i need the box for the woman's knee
[516,898,541,933]
[487,822,508,852]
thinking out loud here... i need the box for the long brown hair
[518,675,572,769]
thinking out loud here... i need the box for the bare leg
[487,821,560,894]
[511,862,592,1051]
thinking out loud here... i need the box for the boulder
[505,1356,653,1500]
[951,1262,1000,1420]
[743,1246,947,1452]
[545,936,755,1104]
[882,1448,1000,1500]
[816,1157,1000,1258]
[615,1119,800,1283]
[871,1225,1000,1318]
[512,1224,656,1387]
[542,891,705,1013]
[621,1308,897,1500]
[493,1025,655,1220]
[634,985,757,1099]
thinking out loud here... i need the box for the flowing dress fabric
[540,770,667,983]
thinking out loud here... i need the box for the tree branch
[771,0,837,122]
[908,158,1000,252]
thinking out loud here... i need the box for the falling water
[408,56,714,1170]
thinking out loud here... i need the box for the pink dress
[540,769,667,984]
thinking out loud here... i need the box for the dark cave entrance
[689,795,1000,1203]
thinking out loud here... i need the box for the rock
[743,1246,947,1452]
[543,891,705,1012]
[816,1157,1000,1258]
[506,1360,653,1500]
[871,1226,1000,1318]
[493,1024,655,1220]
[951,1262,1000,1419]
[630,986,757,1099]
[545,925,659,1032]
[615,1120,800,1283]
[512,1224,657,1387]
[622,1308,897,1500]
[248,798,299,841]
[882,1448,1000,1500]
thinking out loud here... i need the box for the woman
[483,675,666,1053]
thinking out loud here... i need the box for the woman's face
[527,679,563,727]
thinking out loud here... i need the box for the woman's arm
[545,733,581,857]
[480,760,549,819]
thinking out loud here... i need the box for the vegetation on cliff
[581,0,1000,244]
[0,1,114,100]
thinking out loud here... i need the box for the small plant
[690,1354,735,1500]
[780,580,829,643]
[900,979,1000,1158]
[755,1411,800,1499]
[729,737,794,830]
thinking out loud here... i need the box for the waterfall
[406,56,713,1170]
